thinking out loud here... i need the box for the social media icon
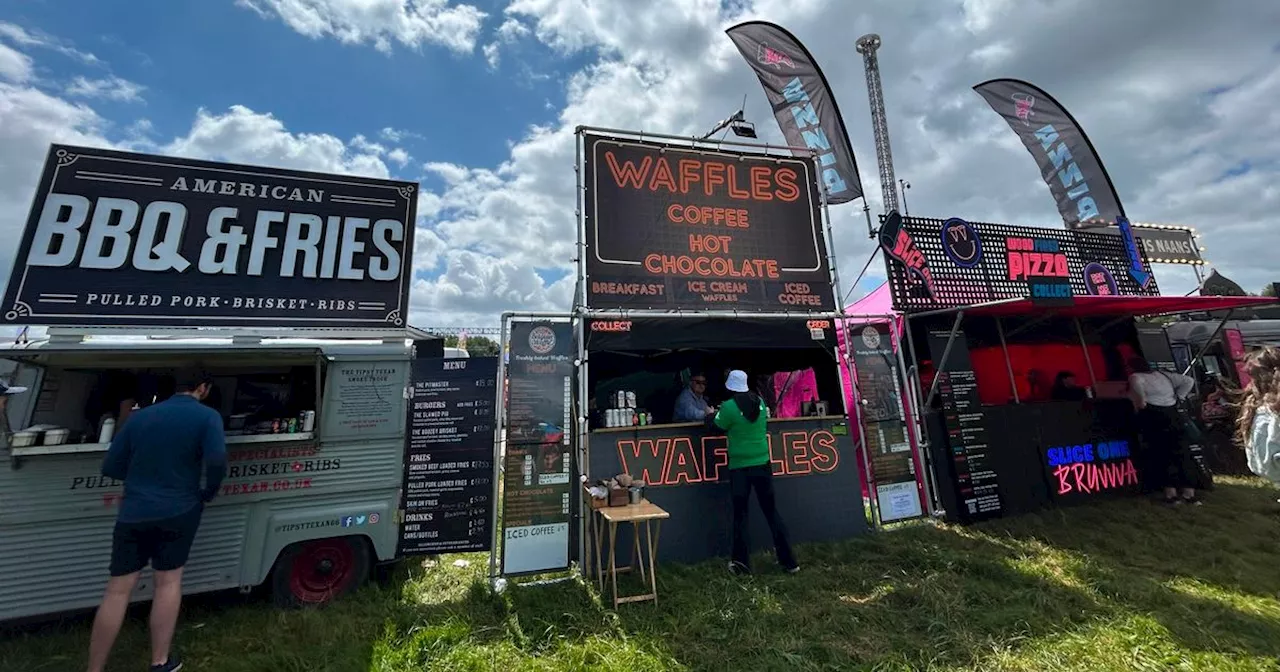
[356,515,367,526]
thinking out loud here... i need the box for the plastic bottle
[98,418,116,444]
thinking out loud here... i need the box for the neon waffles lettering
[756,43,794,68]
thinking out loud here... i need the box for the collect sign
[501,321,574,575]
[399,357,498,556]
[1,145,416,328]
[582,134,834,311]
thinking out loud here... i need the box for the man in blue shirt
[673,372,713,422]
[87,370,227,672]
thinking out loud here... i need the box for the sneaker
[728,561,751,576]
[784,565,801,574]
[1182,496,1203,507]
[150,657,183,672]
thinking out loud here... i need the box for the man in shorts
[87,370,227,672]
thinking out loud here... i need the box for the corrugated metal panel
[0,505,246,621]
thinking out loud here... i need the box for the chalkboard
[398,357,498,556]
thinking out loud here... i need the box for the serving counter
[927,399,1146,523]
[588,415,867,564]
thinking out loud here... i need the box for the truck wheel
[272,536,370,608]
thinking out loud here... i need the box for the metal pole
[488,312,512,588]
[575,130,587,311]
[901,314,942,516]
[1183,310,1234,376]
[818,156,845,318]
[1074,318,1099,388]
[924,311,966,409]
[864,203,876,239]
[841,321,881,528]
[575,314,590,576]
[890,317,934,517]
[995,317,1019,404]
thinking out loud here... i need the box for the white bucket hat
[725,370,749,393]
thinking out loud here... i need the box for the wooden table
[589,500,669,608]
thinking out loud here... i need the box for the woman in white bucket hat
[712,369,799,575]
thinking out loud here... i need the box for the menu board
[927,329,1003,522]
[398,357,498,556]
[850,323,923,523]
[501,321,574,576]
[850,324,904,423]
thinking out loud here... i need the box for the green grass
[5,478,1280,672]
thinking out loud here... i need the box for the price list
[927,330,1003,521]
[501,321,574,575]
[398,356,499,555]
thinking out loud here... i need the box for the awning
[916,294,1279,319]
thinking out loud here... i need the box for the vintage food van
[0,332,450,621]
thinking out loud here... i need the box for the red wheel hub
[288,540,356,603]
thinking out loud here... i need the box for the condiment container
[10,431,37,448]
[301,410,316,432]
[98,418,116,443]
[626,391,636,408]
[43,428,70,446]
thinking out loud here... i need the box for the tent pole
[996,317,1019,404]
[891,318,935,518]
[1075,318,1099,389]
[901,314,942,516]
[924,311,966,409]
[1184,309,1235,376]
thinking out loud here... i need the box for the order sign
[583,134,835,311]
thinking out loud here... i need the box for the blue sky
[3,0,579,183]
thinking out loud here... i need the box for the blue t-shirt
[102,395,228,523]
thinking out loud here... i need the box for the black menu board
[850,322,923,523]
[849,323,904,423]
[927,329,1003,522]
[501,321,574,576]
[398,356,498,555]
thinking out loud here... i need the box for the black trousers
[1138,405,1199,490]
[729,464,797,569]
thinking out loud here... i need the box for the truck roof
[0,335,414,357]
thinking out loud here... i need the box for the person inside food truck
[84,370,157,433]
[673,370,715,422]
[1050,370,1089,402]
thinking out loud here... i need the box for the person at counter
[714,370,800,576]
[1051,371,1089,401]
[87,370,226,672]
[673,371,714,422]
[1128,357,1199,506]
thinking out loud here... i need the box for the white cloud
[0,21,100,65]
[235,0,487,54]
[482,17,531,69]
[66,75,145,102]
[0,42,32,83]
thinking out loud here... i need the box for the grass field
[4,477,1280,672]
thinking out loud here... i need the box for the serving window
[3,348,323,458]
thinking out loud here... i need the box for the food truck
[873,212,1275,522]
[0,144,431,620]
[0,333,420,620]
